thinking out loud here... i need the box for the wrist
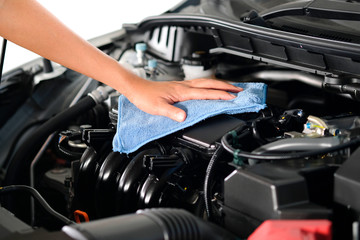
[111,64,150,99]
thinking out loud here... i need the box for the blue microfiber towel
[113,82,267,154]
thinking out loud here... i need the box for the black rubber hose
[42,58,53,73]
[0,38,7,83]
[0,185,74,225]
[2,120,47,169]
[63,208,238,240]
[204,145,224,221]
[4,95,96,185]
[251,119,268,145]
[221,131,360,161]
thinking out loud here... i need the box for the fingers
[126,78,242,122]
[152,86,237,122]
[184,79,243,92]
[176,87,237,102]
[155,102,187,122]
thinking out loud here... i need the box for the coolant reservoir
[181,51,217,80]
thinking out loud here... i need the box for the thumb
[157,103,186,122]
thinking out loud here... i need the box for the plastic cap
[135,43,147,52]
[148,59,158,69]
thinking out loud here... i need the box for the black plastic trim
[135,14,360,77]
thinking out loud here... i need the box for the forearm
[0,0,242,122]
[0,0,137,95]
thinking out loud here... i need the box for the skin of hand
[0,0,242,122]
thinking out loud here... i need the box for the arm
[0,0,242,122]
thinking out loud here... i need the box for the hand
[125,77,243,122]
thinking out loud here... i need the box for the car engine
[1,0,360,239]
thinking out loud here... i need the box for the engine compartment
[1,4,360,239]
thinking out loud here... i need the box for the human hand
[125,78,243,122]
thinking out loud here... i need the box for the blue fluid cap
[148,59,158,69]
[135,43,147,52]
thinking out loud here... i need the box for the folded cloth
[113,82,267,154]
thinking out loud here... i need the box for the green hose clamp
[233,149,244,166]
[230,130,238,147]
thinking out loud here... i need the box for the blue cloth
[113,82,267,154]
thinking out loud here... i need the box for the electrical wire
[221,130,360,161]
[0,185,75,225]
[204,145,224,221]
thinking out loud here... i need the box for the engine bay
[1,1,360,239]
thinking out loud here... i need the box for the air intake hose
[4,86,111,185]
[62,208,237,240]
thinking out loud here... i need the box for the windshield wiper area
[244,0,360,25]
